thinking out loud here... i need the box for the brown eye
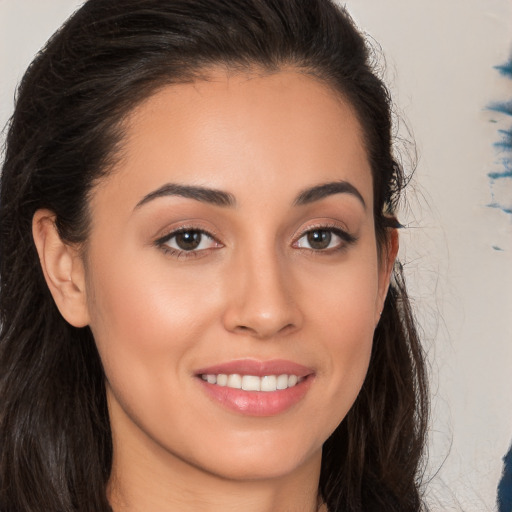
[161,229,218,253]
[306,230,332,250]
[174,231,203,250]
[295,227,356,251]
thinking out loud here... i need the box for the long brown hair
[0,1,428,510]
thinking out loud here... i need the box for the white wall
[1,2,512,510]
[345,2,512,510]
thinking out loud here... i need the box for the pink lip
[195,359,315,417]
[195,358,313,378]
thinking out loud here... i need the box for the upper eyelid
[155,228,221,258]
[292,223,358,248]
[155,225,220,245]
[292,221,352,238]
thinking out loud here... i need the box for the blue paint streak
[488,100,512,117]
[498,443,512,512]
[488,202,512,215]
[495,59,512,78]
[492,246,504,251]
[487,57,512,217]
[488,133,512,177]
[494,129,512,149]
[489,169,512,179]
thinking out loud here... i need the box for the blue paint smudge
[488,170,512,180]
[489,100,512,117]
[494,129,512,149]
[487,56,512,219]
[488,129,512,179]
[498,443,512,512]
[495,59,512,78]
[487,202,512,215]
[492,245,504,251]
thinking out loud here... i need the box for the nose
[221,247,303,339]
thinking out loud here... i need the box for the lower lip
[197,376,313,417]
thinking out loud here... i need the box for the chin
[187,431,324,482]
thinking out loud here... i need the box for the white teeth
[260,375,277,392]
[201,373,303,391]
[242,375,261,391]
[276,374,288,390]
[227,373,242,389]
[216,374,228,386]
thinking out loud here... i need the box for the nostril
[233,322,296,338]
[233,325,257,335]
[280,323,295,334]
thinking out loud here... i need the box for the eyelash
[154,223,357,259]
[155,226,221,259]
[293,224,357,254]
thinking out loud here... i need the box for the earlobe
[32,209,90,328]
[376,228,399,324]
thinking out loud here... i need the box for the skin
[33,69,397,512]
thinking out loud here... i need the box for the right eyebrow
[293,180,366,209]
[134,183,236,210]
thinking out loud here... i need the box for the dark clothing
[498,442,512,512]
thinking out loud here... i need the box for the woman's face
[83,70,392,483]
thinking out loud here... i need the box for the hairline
[76,62,384,265]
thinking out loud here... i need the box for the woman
[0,1,429,511]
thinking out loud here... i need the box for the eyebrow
[135,179,365,210]
[293,180,366,209]
[135,183,236,209]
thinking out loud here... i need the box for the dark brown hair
[0,1,428,510]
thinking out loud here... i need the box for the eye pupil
[175,231,202,250]
[307,230,331,250]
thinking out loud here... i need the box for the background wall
[1,1,511,510]
[344,2,512,510]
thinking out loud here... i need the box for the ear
[32,209,90,327]
[375,227,399,325]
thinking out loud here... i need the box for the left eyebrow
[293,180,366,209]
[134,183,236,209]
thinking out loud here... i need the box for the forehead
[92,69,373,213]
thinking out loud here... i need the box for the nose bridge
[222,238,301,338]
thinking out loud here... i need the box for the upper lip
[195,359,314,378]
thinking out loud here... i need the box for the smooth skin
[33,69,398,512]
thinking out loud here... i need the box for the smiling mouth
[196,361,314,416]
[200,373,305,391]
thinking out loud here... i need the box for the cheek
[299,253,378,411]
[300,247,379,337]
[84,245,236,415]
[84,248,207,386]
[84,254,223,444]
